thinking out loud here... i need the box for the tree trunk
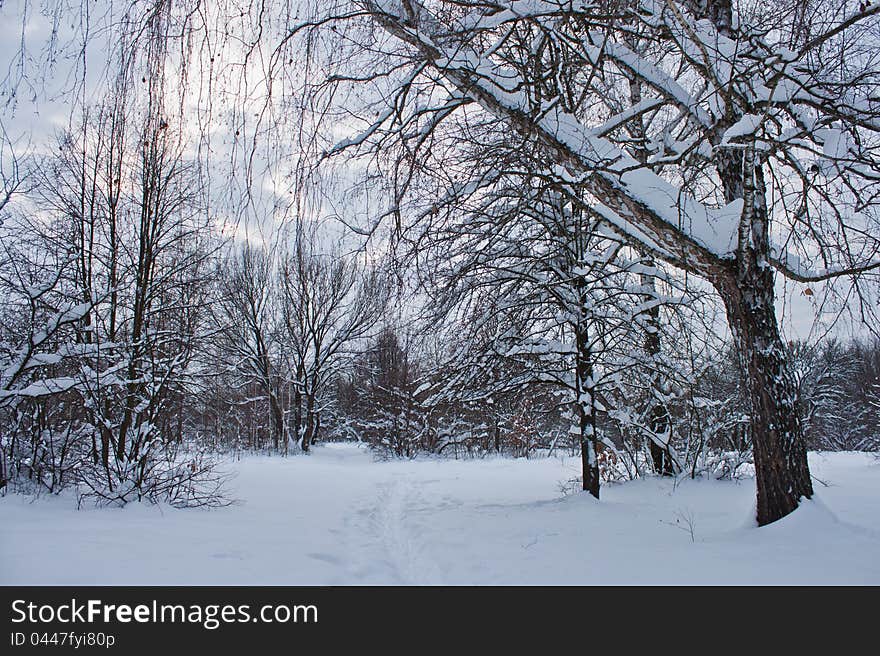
[269,392,284,453]
[575,292,600,499]
[648,406,674,477]
[698,0,813,524]
[626,68,675,478]
[100,426,113,491]
[301,428,310,453]
[301,394,315,453]
[293,383,303,452]
[715,267,813,525]
[641,262,675,477]
[710,110,813,525]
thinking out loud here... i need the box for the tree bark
[715,265,813,525]
[648,407,674,476]
[641,263,675,477]
[575,286,600,499]
[293,386,302,450]
[302,394,316,453]
[268,391,284,453]
[702,0,811,524]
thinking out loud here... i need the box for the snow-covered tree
[1,9,224,504]
[405,180,674,495]
[291,0,880,524]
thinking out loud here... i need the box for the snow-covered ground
[2,444,878,584]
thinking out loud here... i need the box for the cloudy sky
[0,0,870,344]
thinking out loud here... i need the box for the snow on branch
[365,0,738,275]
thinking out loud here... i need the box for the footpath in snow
[2,443,878,584]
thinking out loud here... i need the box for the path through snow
[2,444,878,584]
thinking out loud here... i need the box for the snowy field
[2,443,878,585]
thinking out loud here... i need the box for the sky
[0,0,873,345]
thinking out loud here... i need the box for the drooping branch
[363,0,732,279]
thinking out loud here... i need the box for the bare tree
[214,244,288,452]
[279,227,389,452]
[3,3,223,503]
